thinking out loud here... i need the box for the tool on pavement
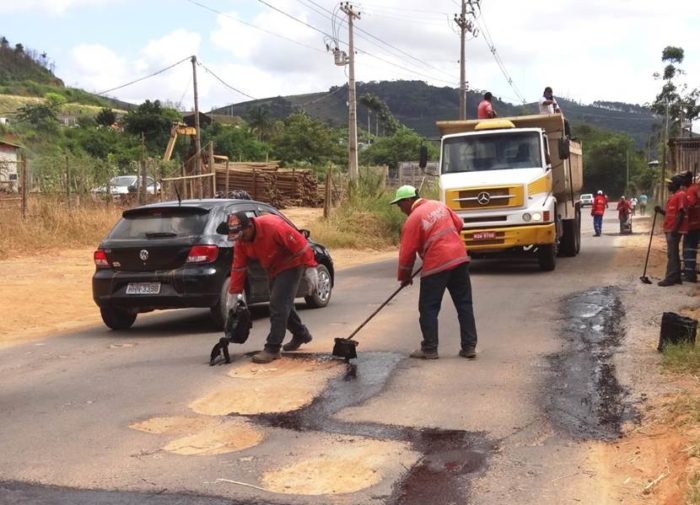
[209,295,253,365]
[332,267,422,362]
[640,210,658,284]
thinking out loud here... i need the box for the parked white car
[92,176,160,196]
[579,193,594,207]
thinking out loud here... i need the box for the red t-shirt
[477,100,495,119]
[685,182,700,231]
[663,190,688,233]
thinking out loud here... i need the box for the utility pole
[336,2,360,181]
[661,99,670,203]
[191,55,202,197]
[454,0,479,120]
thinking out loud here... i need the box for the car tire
[100,306,137,330]
[305,264,332,308]
[211,277,230,329]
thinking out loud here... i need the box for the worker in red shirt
[616,196,632,234]
[391,185,478,359]
[681,171,700,282]
[591,190,607,236]
[477,92,497,119]
[227,211,317,363]
[655,175,688,286]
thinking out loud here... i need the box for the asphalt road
[0,213,629,504]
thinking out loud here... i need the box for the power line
[196,61,257,101]
[95,55,192,96]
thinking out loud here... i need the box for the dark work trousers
[593,214,603,236]
[683,229,700,281]
[265,265,310,352]
[664,232,683,282]
[418,262,478,352]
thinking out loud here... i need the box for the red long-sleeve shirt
[685,182,700,231]
[616,200,631,219]
[591,195,607,216]
[229,214,317,293]
[663,190,688,234]
[397,199,469,282]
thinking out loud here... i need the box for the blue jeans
[418,262,478,352]
[593,215,603,235]
[265,266,310,352]
[683,229,700,281]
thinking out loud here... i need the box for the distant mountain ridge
[211,80,658,148]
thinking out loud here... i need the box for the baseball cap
[390,185,418,204]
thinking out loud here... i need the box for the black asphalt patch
[545,287,638,440]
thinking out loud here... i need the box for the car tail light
[94,249,110,268]
[187,245,219,264]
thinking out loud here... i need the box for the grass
[0,196,122,259]
[688,472,700,504]
[662,343,700,376]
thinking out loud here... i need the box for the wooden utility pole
[454,0,479,120]
[20,156,27,220]
[208,141,215,197]
[191,55,202,198]
[340,2,360,181]
[65,155,71,209]
[139,133,146,205]
[324,162,333,219]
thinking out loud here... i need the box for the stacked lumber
[212,162,321,208]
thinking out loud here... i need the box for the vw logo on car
[476,192,491,205]
[139,249,149,262]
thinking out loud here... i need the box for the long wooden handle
[345,267,422,341]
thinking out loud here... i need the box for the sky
[1,0,699,116]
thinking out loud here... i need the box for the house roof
[0,139,22,149]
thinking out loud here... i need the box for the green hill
[211,80,658,149]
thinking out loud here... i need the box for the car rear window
[109,207,211,239]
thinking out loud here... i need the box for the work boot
[282,333,313,352]
[252,349,281,364]
[409,349,438,360]
[459,347,477,359]
[658,278,682,287]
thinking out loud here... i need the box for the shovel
[640,210,658,284]
[332,267,422,361]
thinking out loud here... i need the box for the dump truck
[420,113,583,271]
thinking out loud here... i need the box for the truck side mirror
[558,137,570,160]
[419,145,428,169]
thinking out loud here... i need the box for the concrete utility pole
[454,0,479,120]
[191,55,202,196]
[340,2,360,181]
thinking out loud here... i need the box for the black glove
[400,279,413,288]
[654,205,664,215]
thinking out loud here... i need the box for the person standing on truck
[655,175,687,286]
[591,190,607,236]
[682,171,699,282]
[391,185,478,360]
[539,86,571,138]
[477,92,497,119]
[226,211,316,363]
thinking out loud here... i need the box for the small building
[669,137,700,177]
[0,139,21,192]
[183,111,212,128]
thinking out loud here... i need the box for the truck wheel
[305,264,332,308]
[100,307,137,330]
[538,244,556,271]
[574,207,581,254]
[559,219,578,257]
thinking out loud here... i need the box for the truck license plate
[126,282,161,295]
[472,232,496,240]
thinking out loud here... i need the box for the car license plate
[472,232,497,240]
[126,282,161,295]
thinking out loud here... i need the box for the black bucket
[657,312,698,351]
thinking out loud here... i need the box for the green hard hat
[390,185,418,204]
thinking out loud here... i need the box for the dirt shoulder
[0,207,394,349]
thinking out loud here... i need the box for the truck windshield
[442,131,542,173]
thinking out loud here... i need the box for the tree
[95,108,116,127]
[270,112,344,166]
[245,105,273,141]
[651,46,699,136]
[122,100,181,155]
[16,93,64,131]
[359,93,401,136]
[359,127,437,171]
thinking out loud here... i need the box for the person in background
[617,196,632,233]
[391,185,478,360]
[539,86,571,137]
[638,193,648,216]
[630,197,638,216]
[655,175,687,286]
[477,92,497,119]
[682,171,699,282]
[591,190,607,236]
[226,211,316,363]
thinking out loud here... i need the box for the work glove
[226,292,244,312]
[400,278,413,288]
[305,267,319,294]
[654,205,664,215]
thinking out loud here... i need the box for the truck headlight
[531,212,543,222]
[522,213,532,222]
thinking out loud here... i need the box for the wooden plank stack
[213,162,321,208]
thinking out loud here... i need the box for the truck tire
[537,244,556,271]
[305,264,332,308]
[559,218,578,257]
[574,207,581,254]
[100,306,137,330]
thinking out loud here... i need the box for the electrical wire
[196,61,257,100]
[95,55,192,96]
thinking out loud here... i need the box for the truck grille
[446,186,524,210]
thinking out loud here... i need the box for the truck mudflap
[463,223,556,251]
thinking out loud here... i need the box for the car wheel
[211,277,230,329]
[100,306,137,330]
[305,264,332,308]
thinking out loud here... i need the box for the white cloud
[0,0,119,15]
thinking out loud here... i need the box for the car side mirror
[558,137,570,160]
[419,145,428,169]
[216,222,228,235]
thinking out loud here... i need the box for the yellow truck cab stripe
[527,174,552,196]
